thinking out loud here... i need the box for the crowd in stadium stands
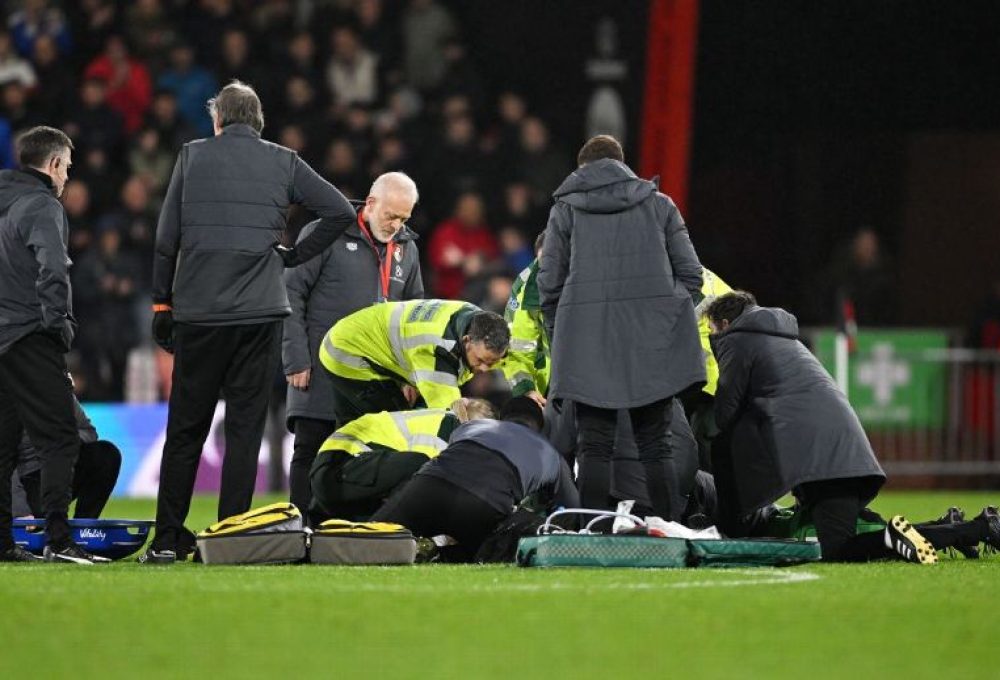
[0,0,573,402]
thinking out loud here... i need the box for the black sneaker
[0,545,43,562]
[885,515,937,565]
[926,506,979,559]
[137,547,177,565]
[43,543,111,565]
[977,506,1000,555]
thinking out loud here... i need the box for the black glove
[272,243,300,267]
[152,310,175,353]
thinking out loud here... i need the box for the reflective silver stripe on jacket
[322,334,368,369]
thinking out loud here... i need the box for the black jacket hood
[0,169,52,213]
[725,305,800,339]
[552,159,656,214]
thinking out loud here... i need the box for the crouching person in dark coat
[12,395,121,519]
[371,397,578,562]
[707,291,938,564]
[538,135,705,521]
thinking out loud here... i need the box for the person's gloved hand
[152,307,174,353]
[272,243,300,267]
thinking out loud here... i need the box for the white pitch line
[143,568,821,594]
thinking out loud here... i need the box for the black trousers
[153,321,280,551]
[0,333,79,549]
[289,417,336,516]
[20,440,122,519]
[681,391,717,472]
[576,397,679,520]
[372,474,508,561]
[311,448,430,522]
[328,374,409,427]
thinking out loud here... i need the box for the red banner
[639,0,699,215]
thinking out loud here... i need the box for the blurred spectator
[128,127,173,193]
[68,0,120,64]
[63,78,124,157]
[84,35,153,134]
[516,116,571,203]
[493,90,527,171]
[0,31,37,88]
[277,124,310,164]
[125,0,175,67]
[967,281,1000,349]
[2,81,41,132]
[146,90,197,152]
[217,29,272,104]
[422,113,489,218]
[73,146,122,216]
[157,43,217,137]
[110,176,158,280]
[369,133,411,178]
[182,0,239,68]
[0,118,12,168]
[498,225,533,275]
[62,179,94,261]
[72,224,140,401]
[824,227,898,326]
[428,191,499,299]
[271,76,328,151]
[326,26,380,110]
[402,0,455,93]
[29,35,72,121]
[281,31,322,84]
[356,0,402,80]
[7,0,72,57]
[499,180,545,234]
[463,269,514,317]
[247,0,297,62]
[439,39,485,113]
[322,138,368,199]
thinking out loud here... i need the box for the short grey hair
[207,80,264,132]
[369,171,419,205]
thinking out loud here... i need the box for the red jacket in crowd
[428,218,500,299]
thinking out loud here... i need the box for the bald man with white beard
[282,172,425,517]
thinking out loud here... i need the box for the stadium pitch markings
[120,567,820,593]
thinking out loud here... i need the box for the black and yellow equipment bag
[310,520,417,565]
[196,503,307,565]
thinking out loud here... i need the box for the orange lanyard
[357,212,397,302]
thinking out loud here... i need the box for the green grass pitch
[2,491,998,678]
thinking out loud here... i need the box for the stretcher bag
[310,520,417,565]
[686,538,822,568]
[13,518,153,560]
[196,503,306,565]
[516,509,689,568]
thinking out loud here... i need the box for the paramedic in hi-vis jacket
[309,398,494,522]
[318,299,510,425]
[283,172,424,516]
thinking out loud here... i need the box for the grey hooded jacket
[0,169,74,355]
[711,306,886,515]
[537,159,705,408]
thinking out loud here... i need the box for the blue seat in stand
[13,519,154,560]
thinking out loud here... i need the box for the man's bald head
[364,172,419,243]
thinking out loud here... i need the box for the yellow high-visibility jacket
[700,268,733,396]
[319,299,479,408]
[316,408,460,459]
[501,260,550,397]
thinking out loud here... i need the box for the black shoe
[977,506,1000,555]
[885,515,937,565]
[43,543,111,565]
[137,547,177,565]
[927,506,979,559]
[0,545,43,562]
[928,506,965,525]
